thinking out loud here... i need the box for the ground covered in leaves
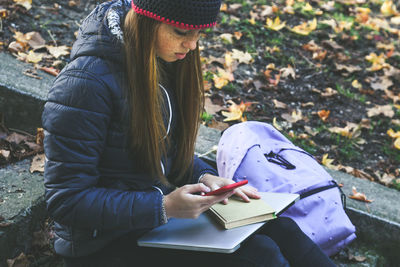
[1,0,399,266]
[1,0,399,189]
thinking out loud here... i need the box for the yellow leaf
[272,117,283,131]
[394,137,400,149]
[213,76,229,89]
[387,128,400,138]
[391,16,400,24]
[302,3,313,12]
[13,0,32,10]
[365,52,390,71]
[380,1,398,16]
[289,18,317,35]
[265,17,286,31]
[26,50,43,63]
[221,100,251,122]
[351,80,362,89]
[321,154,336,169]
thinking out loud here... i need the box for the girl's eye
[174,29,188,36]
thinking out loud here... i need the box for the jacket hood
[70,0,131,64]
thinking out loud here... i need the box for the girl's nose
[183,36,198,51]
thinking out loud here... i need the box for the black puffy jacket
[42,0,216,257]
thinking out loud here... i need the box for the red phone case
[204,180,248,196]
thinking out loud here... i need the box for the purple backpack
[216,121,356,256]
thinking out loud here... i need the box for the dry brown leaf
[204,97,223,115]
[317,109,330,122]
[273,99,287,109]
[30,154,45,173]
[349,186,373,203]
[40,67,60,77]
[26,32,46,50]
[6,252,30,267]
[207,118,229,131]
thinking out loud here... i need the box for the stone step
[0,51,399,265]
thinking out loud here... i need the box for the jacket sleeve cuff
[191,155,218,184]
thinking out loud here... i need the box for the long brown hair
[123,10,204,185]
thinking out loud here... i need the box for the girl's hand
[164,183,235,219]
[199,174,261,204]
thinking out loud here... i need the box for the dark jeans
[63,217,336,267]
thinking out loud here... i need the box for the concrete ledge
[1,51,399,265]
[0,159,46,267]
[0,53,51,133]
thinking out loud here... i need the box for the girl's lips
[175,53,186,60]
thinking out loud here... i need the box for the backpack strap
[300,180,346,208]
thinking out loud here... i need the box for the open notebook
[137,192,299,253]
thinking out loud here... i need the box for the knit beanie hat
[131,0,222,29]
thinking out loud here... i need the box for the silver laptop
[137,192,299,253]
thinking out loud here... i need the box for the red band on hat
[131,2,216,30]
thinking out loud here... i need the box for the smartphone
[204,180,248,196]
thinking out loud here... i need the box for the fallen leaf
[321,87,338,97]
[204,97,223,115]
[387,128,400,138]
[367,104,394,117]
[272,117,283,131]
[26,32,46,50]
[0,150,10,159]
[289,18,317,35]
[265,17,286,31]
[273,99,287,109]
[394,137,400,150]
[46,45,70,59]
[365,52,390,71]
[380,0,398,16]
[335,63,362,73]
[348,254,367,262]
[370,76,393,91]
[231,49,253,64]
[318,109,330,122]
[30,154,45,173]
[219,33,234,44]
[36,128,44,145]
[40,67,60,77]
[26,50,43,64]
[6,252,30,267]
[280,65,296,79]
[281,110,303,123]
[13,0,32,10]
[349,186,373,203]
[322,154,336,169]
[221,100,251,122]
[5,132,28,144]
[207,118,229,131]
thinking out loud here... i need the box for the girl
[42,1,335,266]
